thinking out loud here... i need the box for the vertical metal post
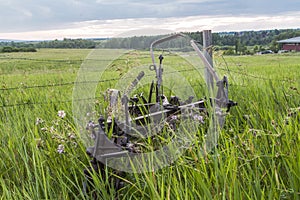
[203,30,214,92]
[203,30,218,153]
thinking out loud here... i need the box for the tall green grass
[0,50,299,199]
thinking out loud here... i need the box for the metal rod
[149,33,186,99]
[203,30,214,91]
[190,40,220,82]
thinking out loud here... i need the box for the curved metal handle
[150,33,186,71]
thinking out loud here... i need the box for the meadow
[0,48,299,199]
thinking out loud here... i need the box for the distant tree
[235,38,240,54]
[222,47,235,55]
[270,40,279,53]
[1,46,14,52]
[2,28,300,51]
[34,38,97,49]
[259,45,265,51]
[1,46,37,53]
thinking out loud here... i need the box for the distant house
[277,36,300,51]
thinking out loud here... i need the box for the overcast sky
[1,0,300,40]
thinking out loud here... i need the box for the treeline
[187,29,300,54]
[0,38,97,50]
[0,46,37,53]
[1,29,300,54]
[101,28,300,54]
[34,38,97,49]
[188,29,300,46]
[99,35,192,50]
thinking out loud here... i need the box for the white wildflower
[35,118,44,125]
[193,114,204,124]
[57,144,64,154]
[170,115,178,120]
[86,121,95,129]
[58,110,66,118]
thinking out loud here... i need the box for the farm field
[0,48,300,199]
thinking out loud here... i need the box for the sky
[0,0,300,40]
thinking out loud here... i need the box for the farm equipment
[83,33,237,195]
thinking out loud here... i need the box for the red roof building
[277,36,300,51]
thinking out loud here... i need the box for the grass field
[0,48,299,199]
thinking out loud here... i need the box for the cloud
[0,0,300,39]
[2,12,300,40]
[0,1,299,30]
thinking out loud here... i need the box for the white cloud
[2,0,300,34]
[1,12,300,40]
[175,0,217,3]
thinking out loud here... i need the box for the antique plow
[83,33,237,196]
